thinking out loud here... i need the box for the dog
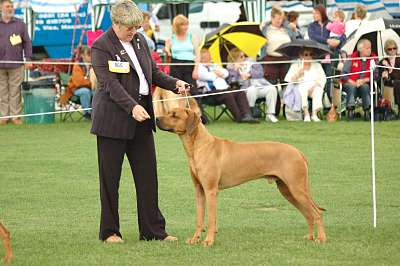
[152,87,201,118]
[0,222,12,263]
[156,108,327,246]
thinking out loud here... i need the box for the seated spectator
[60,46,93,120]
[285,48,326,122]
[260,5,291,84]
[379,39,400,114]
[286,11,303,40]
[341,39,378,121]
[197,48,258,123]
[226,48,278,123]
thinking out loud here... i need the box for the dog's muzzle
[156,118,174,132]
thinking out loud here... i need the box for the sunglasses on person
[387,47,397,52]
[302,52,313,57]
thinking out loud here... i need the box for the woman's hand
[132,105,150,122]
[382,70,389,79]
[327,38,340,48]
[175,80,191,94]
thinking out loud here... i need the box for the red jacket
[348,51,377,81]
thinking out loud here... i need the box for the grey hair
[357,39,371,52]
[110,0,143,27]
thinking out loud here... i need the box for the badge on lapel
[108,61,130,73]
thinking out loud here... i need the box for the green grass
[1,117,400,265]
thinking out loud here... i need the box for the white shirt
[120,40,149,95]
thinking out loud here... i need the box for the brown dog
[156,108,327,246]
[0,222,12,263]
[152,87,201,118]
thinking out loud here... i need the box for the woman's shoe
[105,234,124,243]
[163,235,178,241]
[311,115,320,122]
[303,115,311,122]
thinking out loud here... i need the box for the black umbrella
[275,39,332,59]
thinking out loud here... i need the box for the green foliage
[0,119,399,265]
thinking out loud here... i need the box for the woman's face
[299,50,313,60]
[235,52,246,63]
[200,51,211,63]
[82,52,91,63]
[114,23,140,42]
[313,9,322,22]
[178,23,189,35]
[271,14,284,27]
[386,44,398,56]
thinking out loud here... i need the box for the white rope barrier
[2,55,400,66]
[375,64,400,70]
[0,69,371,120]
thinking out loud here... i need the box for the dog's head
[156,108,201,135]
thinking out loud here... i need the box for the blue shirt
[171,32,194,61]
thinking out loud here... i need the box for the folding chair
[58,72,85,122]
[200,94,234,122]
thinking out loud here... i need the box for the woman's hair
[227,48,243,63]
[334,10,346,22]
[142,11,150,21]
[355,4,367,19]
[287,11,299,23]
[172,14,189,35]
[313,5,328,25]
[384,39,398,53]
[80,46,91,56]
[110,0,143,26]
[271,5,284,19]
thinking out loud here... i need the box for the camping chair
[197,86,233,122]
[58,72,85,122]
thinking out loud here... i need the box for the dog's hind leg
[0,222,13,263]
[285,183,326,243]
[276,180,315,241]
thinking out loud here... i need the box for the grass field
[0,116,399,265]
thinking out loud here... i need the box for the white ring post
[369,59,377,228]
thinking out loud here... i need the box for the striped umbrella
[200,22,267,64]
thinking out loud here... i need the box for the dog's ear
[186,109,200,135]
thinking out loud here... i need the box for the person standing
[0,0,32,125]
[91,0,188,243]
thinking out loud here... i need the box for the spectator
[380,39,400,114]
[226,48,278,123]
[164,15,208,122]
[260,5,291,85]
[326,10,346,50]
[341,39,378,121]
[197,48,258,123]
[141,11,156,46]
[308,5,343,103]
[287,11,303,40]
[285,48,326,122]
[0,0,32,125]
[345,4,367,37]
[165,14,199,89]
[60,46,93,120]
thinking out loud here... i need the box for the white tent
[13,0,86,13]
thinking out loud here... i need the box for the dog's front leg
[187,182,206,245]
[202,187,218,247]
[0,223,12,263]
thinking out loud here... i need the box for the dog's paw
[3,255,13,264]
[202,238,214,247]
[315,236,327,244]
[303,234,314,241]
[186,236,201,245]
